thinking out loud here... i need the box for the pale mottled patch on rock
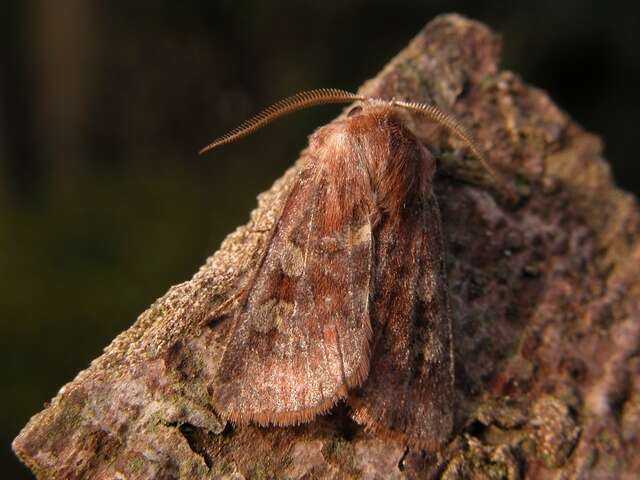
[354,438,404,480]
[283,440,338,479]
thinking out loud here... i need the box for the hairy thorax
[308,105,435,223]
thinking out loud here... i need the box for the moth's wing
[210,164,374,426]
[349,193,454,450]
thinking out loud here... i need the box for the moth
[200,89,501,449]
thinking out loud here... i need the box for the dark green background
[2,1,639,477]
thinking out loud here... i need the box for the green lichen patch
[442,438,521,480]
[321,435,360,478]
[473,398,529,431]
[530,395,581,468]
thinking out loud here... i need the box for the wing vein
[212,172,304,413]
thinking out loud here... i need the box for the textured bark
[13,14,640,479]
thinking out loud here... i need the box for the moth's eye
[347,105,363,117]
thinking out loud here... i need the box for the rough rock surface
[14,14,640,479]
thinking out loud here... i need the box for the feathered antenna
[393,100,506,189]
[200,89,509,196]
[199,89,362,154]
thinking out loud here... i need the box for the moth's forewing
[350,190,454,450]
[210,124,375,426]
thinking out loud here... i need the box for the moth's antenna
[201,90,512,199]
[393,100,506,188]
[199,89,362,154]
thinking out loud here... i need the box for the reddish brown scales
[201,89,499,449]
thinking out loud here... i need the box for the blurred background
[2,1,639,477]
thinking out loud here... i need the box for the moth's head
[323,98,399,137]
[342,98,413,126]
[343,98,391,118]
[199,89,505,194]
[342,98,420,131]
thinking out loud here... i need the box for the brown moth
[200,89,501,450]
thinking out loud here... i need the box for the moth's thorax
[308,103,435,214]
